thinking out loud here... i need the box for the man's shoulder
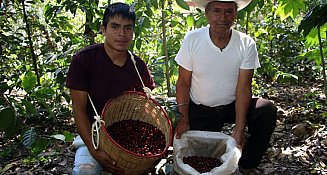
[131,53,146,65]
[75,43,103,57]
[233,29,254,40]
[185,26,208,38]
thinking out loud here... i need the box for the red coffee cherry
[107,119,166,156]
[183,156,222,173]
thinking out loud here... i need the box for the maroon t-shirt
[66,43,155,123]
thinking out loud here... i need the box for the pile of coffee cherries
[183,156,222,173]
[107,119,166,156]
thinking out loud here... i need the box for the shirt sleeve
[240,38,261,70]
[174,34,193,71]
[65,54,89,91]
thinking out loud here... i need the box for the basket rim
[100,91,173,158]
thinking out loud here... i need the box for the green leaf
[21,72,37,93]
[276,0,305,21]
[258,0,264,8]
[186,14,194,28]
[63,131,74,142]
[303,24,327,47]
[0,82,10,93]
[136,39,142,50]
[22,127,36,148]
[22,99,37,115]
[176,0,189,10]
[32,138,49,155]
[171,20,179,27]
[33,87,55,99]
[0,108,17,138]
[142,17,150,28]
[298,4,327,37]
[145,7,153,17]
[195,16,205,28]
[151,0,159,9]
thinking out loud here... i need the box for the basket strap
[128,50,152,98]
[88,94,105,150]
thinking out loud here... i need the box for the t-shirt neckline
[205,26,235,53]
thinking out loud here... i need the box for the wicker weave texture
[99,92,172,175]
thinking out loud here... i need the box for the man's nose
[118,28,126,36]
[221,13,227,20]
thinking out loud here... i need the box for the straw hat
[190,0,252,11]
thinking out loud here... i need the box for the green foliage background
[0,0,326,162]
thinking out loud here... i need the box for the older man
[174,0,277,174]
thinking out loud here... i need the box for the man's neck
[104,44,127,66]
[209,28,232,50]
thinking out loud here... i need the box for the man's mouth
[116,40,128,44]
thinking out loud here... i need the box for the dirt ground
[0,82,326,175]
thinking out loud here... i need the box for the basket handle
[128,50,152,98]
[88,94,105,150]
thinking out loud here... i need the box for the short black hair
[102,2,136,29]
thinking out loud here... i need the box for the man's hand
[90,149,125,174]
[175,117,189,139]
[231,130,246,149]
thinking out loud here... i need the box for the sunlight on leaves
[304,24,327,48]
[186,14,194,28]
[176,0,189,10]
[276,0,305,21]
[21,72,37,93]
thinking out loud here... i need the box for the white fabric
[173,131,241,175]
[175,26,260,107]
[191,0,252,11]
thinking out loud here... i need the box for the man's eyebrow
[109,22,120,26]
[124,24,134,27]
[109,22,133,27]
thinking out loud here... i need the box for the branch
[22,0,40,86]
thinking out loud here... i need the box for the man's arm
[175,66,192,139]
[70,89,94,151]
[70,89,124,174]
[232,69,253,148]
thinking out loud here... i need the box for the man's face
[101,15,134,52]
[205,1,237,34]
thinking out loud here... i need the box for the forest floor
[0,80,326,175]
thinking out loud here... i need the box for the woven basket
[99,91,173,175]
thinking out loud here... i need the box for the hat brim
[191,0,252,11]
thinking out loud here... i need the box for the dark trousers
[188,98,277,169]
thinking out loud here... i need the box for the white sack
[173,131,241,175]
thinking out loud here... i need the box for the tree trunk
[162,0,172,97]
[22,0,40,86]
[317,27,327,97]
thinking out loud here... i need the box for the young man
[66,3,155,174]
[174,0,277,174]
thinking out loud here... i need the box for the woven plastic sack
[173,131,241,175]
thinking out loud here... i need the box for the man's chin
[113,45,129,51]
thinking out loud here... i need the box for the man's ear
[100,25,105,35]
